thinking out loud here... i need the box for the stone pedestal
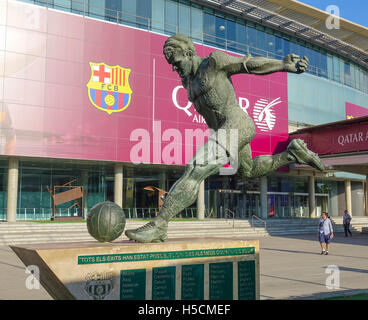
[11,238,259,300]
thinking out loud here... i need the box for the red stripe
[112,68,114,84]
[95,89,101,106]
[119,69,121,86]
[118,92,125,108]
[123,70,126,86]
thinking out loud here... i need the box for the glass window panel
[191,6,203,42]
[360,69,365,92]
[105,0,121,22]
[246,26,257,50]
[275,36,283,57]
[236,22,247,54]
[165,0,178,35]
[283,39,290,56]
[178,2,190,36]
[226,20,236,52]
[256,29,266,52]
[152,0,165,33]
[266,33,275,56]
[355,65,360,89]
[137,0,151,29]
[326,54,333,79]
[332,56,340,82]
[203,13,216,47]
[215,16,226,48]
[340,58,345,83]
[72,0,85,14]
[88,0,105,20]
[53,0,71,12]
[121,0,136,27]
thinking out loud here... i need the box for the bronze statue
[125,34,324,243]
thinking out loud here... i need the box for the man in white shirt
[318,212,334,255]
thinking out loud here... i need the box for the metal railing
[251,215,267,231]
[18,0,368,94]
[224,208,235,228]
[0,207,198,221]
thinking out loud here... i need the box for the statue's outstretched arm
[246,54,308,75]
[209,51,308,75]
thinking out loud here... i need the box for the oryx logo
[252,97,281,132]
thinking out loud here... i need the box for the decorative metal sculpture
[125,34,324,243]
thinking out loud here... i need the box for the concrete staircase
[0,217,367,245]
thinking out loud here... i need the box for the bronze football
[87,202,126,242]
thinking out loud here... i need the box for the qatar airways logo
[253,97,282,132]
[172,85,282,131]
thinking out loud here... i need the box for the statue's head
[163,34,196,78]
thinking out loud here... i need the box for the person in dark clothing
[343,210,352,237]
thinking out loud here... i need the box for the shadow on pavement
[322,266,368,274]
[268,233,368,247]
[262,247,368,260]
[288,289,368,300]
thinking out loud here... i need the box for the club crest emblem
[87,62,132,114]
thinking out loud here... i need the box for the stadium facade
[0,0,367,221]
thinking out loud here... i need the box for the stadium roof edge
[191,0,368,69]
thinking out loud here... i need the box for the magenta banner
[345,102,368,119]
[292,121,368,156]
[0,2,289,164]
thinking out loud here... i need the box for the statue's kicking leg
[125,134,232,243]
[237,139,324,179]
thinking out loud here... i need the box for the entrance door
[291,194,309,218]
[316,194,329,217]
[208,190,248,218]
[246,193,260,218]
[269,194,291,218]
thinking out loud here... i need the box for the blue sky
[298,0,368,28]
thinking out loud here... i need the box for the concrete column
[365,177,368,216]
[197,180,205,220]
[114,163,123,208]
[308,175,316,218]
[6,157,19,222]
[260,176,268,219]
[345,179,352,216]
[81,170,88,217]
[159,171,166,191]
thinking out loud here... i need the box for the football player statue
[125,34,324,242]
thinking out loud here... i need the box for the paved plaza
[0,233,367,300]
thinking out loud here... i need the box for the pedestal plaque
[238,260,256,300]
[152,266,176,300]
[181,264,204,300]
[120,269,146,300]
[11,238,260,300]
[209,262,233,300]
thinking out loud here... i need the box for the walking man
[318,212,334,255]
[343,209,352,237]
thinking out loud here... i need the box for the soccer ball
[87,202,126,242]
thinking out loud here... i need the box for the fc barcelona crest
[87,62,132,114]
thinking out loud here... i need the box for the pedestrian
[318,212,334,255]
[343,210,352,237]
